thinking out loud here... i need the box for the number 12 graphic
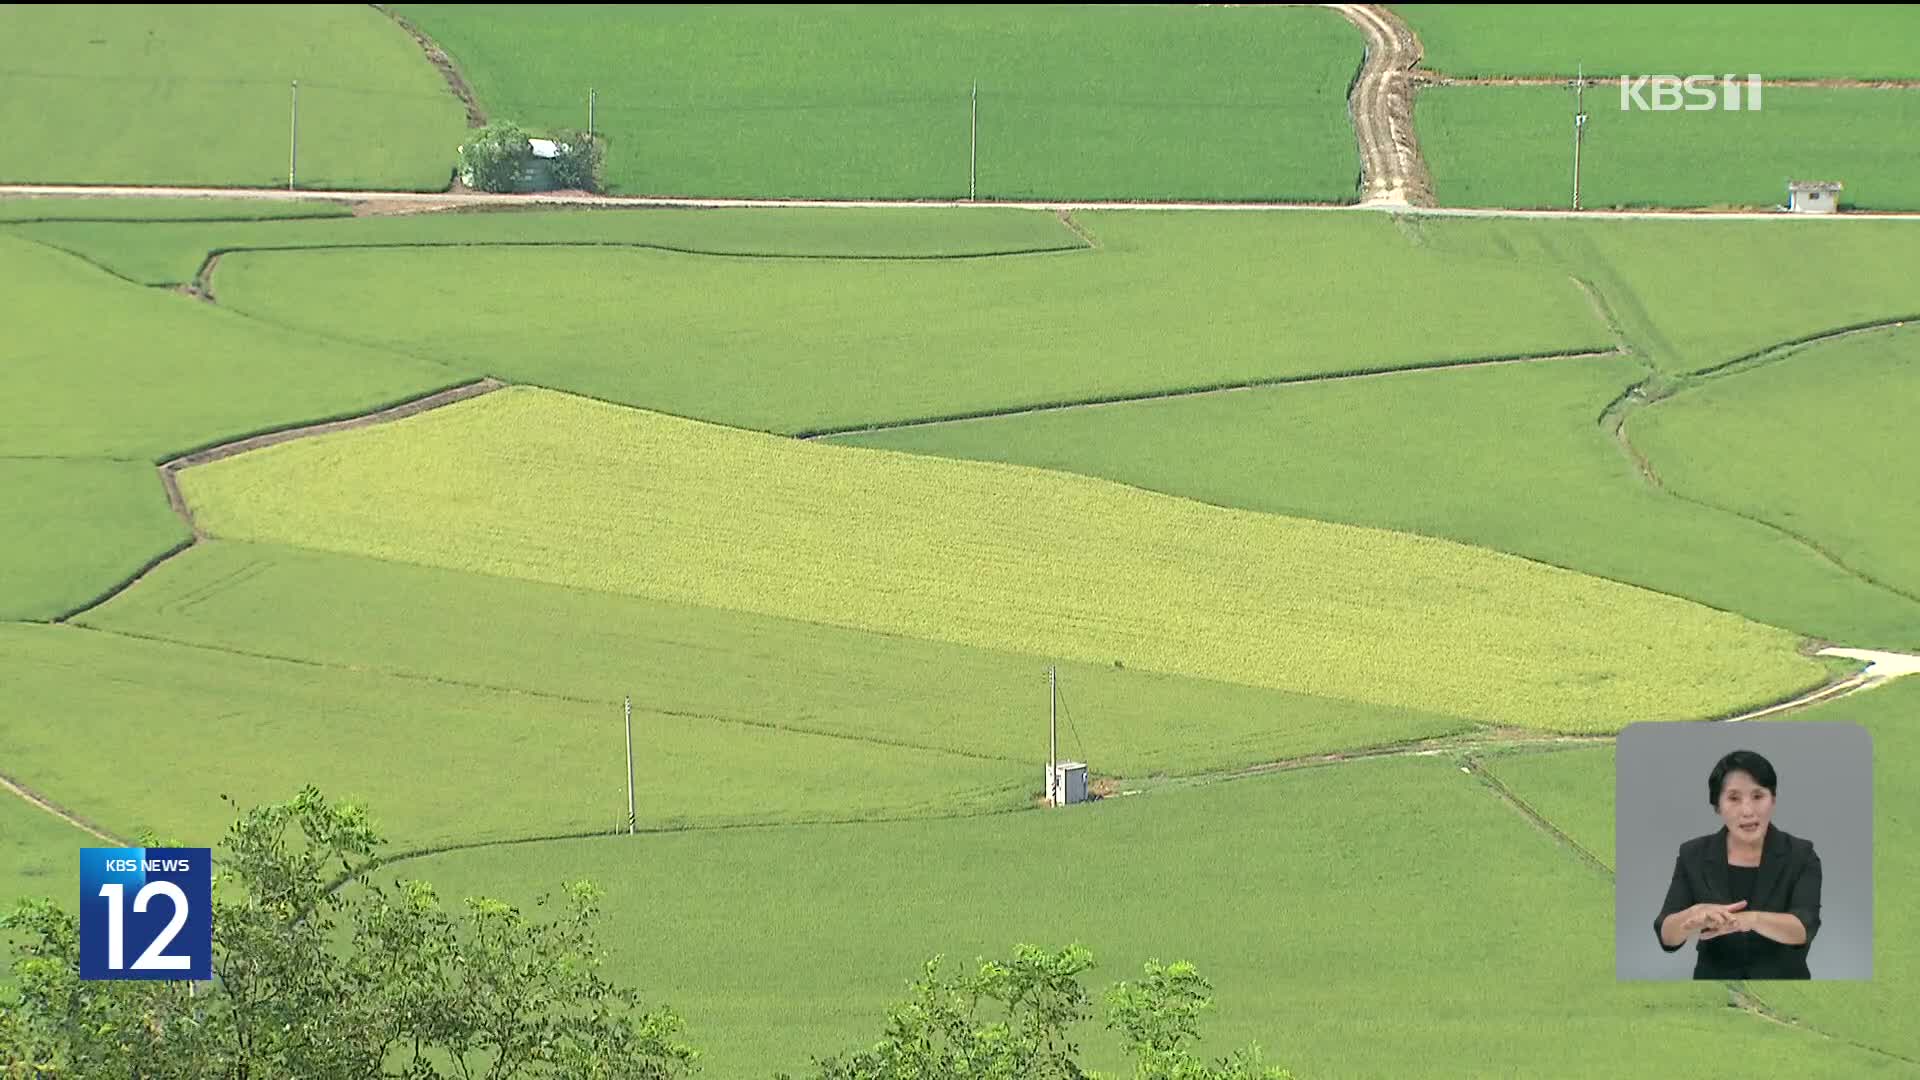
[79,847,212,981]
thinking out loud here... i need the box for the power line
[1055,673,1089,765]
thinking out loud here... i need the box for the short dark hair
[1709,749,1778,806]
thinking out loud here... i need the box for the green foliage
[547,130,605,193]
[0,787,699,1078]
[784,946,1290,1080]
[396,5,1362,199]
[1105,961,1291,1080]
[794,944,1095,1080]
[460,120,535,193]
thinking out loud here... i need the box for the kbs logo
[79,847,212,980]
[1620,75,1763,111]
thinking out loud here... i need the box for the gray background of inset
[1614,721,1872,980]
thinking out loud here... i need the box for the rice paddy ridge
[1602,316,1920,610]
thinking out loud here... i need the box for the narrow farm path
[1328,4,1437,207]
[20,184,1920,220]
[0,771,126,845]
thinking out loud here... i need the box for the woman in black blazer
[1654,749,1822,979]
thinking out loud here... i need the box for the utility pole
[588,87,596,140]
[289,80,299,190]
[1047,666,1057,806]
[1572,63,1586,211]
[623,695,635,835]
[969,80,978,201]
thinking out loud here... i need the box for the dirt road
[1328,4,1436,207]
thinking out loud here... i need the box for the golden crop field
[179,387,1821,732]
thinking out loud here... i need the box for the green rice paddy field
[395,4,1363,200]
[1631,325,1920,603]
[1398,4,1920,79]
[394,681,1920,1077]
[1418,85,1920,210]
[4,190,1918,1072]
[0,7,464,189]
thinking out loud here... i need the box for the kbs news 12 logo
[79,847,212,980]
[1620,74,1763,111]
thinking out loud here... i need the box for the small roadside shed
[523,138,561,192]
[1787,180,1843,214]
[456,136,567,193]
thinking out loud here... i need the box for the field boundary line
[186,251,222,301]
[0,453,150,463]
[0,210,346,225]
[372,4,486,129]
[1687,314,1920,381]
[1125,650,1885,792]
[49,379,503,623]
[1132,729,1609,790]
[1053,208,1099,249]
[1658,489,1920,609]
[1719,669,1874,722]
[336,802,1035,888]
[1728,988,1920,1067]
[1417,72,1920,90]
[1609,316,1920,609]
[8,230,176,290]
[1461,756,1613,875]
[800,347,1625,439]
[61,622,1030,767]
[1465,754,1917,1063]
[190,238,1091,297]
[0,770,127,845]
[161,378,505,531]
[18,185,1920,221]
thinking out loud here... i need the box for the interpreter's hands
[1699,908,1758,940]
[1686,900,1748,937]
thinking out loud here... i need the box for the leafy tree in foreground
[786,944,1294,1080]
[0,787,697,1079]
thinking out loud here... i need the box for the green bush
[548,129,605,192]
[459,120,532,193]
